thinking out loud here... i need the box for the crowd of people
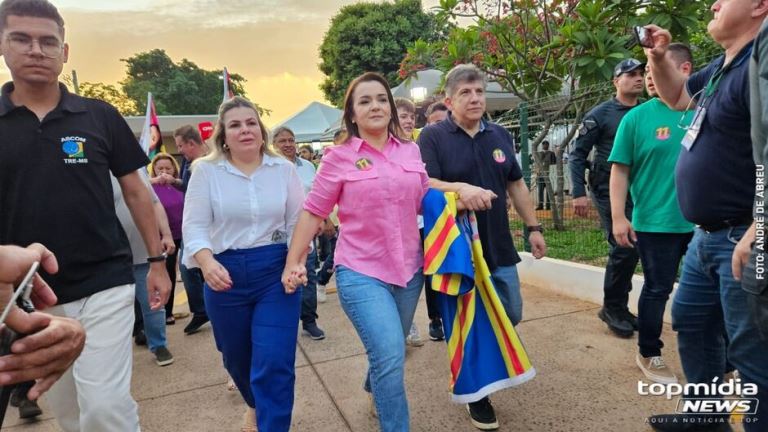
[0,0,767,432]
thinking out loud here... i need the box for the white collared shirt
[293,157,316,195]
[182,154,304,268]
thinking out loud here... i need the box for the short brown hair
[425,101,448,117]
[394,97,415,113]
[173,125,203,145]
[0,0,64,36]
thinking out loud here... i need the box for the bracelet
[147,252,168,263]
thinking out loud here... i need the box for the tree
[120,49,250,115]
[318,0,442,107]
[78,82,140,116]
[400,0,702,229]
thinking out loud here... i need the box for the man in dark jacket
[569,59,645,338]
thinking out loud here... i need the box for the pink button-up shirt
[304,135,429,287]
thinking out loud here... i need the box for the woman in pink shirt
[283,72,428,432]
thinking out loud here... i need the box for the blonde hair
[199,96,276,165]
[149,152,180,178]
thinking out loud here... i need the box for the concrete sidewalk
[1,282,739,432]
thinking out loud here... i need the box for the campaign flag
[223,67,235,102]
[422,189,535,403]
[138,92,163,159]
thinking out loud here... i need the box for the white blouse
[182,154,304,268]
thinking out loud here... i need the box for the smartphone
[633,26,653,49]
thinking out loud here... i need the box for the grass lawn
[509,212,644,274]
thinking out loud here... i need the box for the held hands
[457,184,497,211]
[200,259,232,292]
[572,196,590,218]
[281,263,307,294]
[613,217,637,248]
[151,173,177,186]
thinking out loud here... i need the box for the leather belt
[698,216,753,233]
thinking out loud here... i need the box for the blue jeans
[335,266,423,432]
[635,232,692,358]
[491,265,523,325]
[300,249,319,325]
[672,226,768,429]
[178,240,207,317]
[133,263,167,352]
[204,244,301,432]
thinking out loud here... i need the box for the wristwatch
[147,252,168,263]
[527,225,544,235]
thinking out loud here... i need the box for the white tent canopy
[391,68,522,112]
[273,101,342,143]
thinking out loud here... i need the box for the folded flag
[422,189,535,403]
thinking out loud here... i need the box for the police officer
[569,58,644,338]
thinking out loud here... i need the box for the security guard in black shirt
[569,58,644,338]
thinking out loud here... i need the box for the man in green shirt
[608,43,694,385]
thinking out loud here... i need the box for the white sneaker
[317,285,327,303]
[636,354,678,384]
[406,322,424,347]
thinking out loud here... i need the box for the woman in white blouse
[182,96,304,432]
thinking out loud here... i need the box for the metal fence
[495,82,616,268]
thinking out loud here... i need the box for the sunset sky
[0,0,441,126]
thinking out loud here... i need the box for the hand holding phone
[634,26,654,49]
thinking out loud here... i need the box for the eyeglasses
[5,34,64,58]
[677,88,705,131]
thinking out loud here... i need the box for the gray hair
[444,64,487,97]
[272,126,295,142]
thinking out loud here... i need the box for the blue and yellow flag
[422,189,535,403]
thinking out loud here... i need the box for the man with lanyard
[569,58,645,338]
[419,63,546,431]
[171,124,210,334]
[643,0,768,430]
[273,126,325,340]
[0,0,171,430]
[608,44,695,385]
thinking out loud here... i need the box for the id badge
[681,106,706,151]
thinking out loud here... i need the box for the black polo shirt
[675,42,755,226]
[418,113,522,271]
[0,83,150,304]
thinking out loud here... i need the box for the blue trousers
[672,227,768,430]
[491,265,523,325]
[179,240,208,317]
[133,263,167,352]
[335,266,423,432]
[635,232,692,358]
[204,244,301,432]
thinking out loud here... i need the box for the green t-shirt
[608,98,694,233]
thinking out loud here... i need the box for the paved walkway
[1,281,742,432]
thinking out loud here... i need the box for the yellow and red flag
[423,189,535,403]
